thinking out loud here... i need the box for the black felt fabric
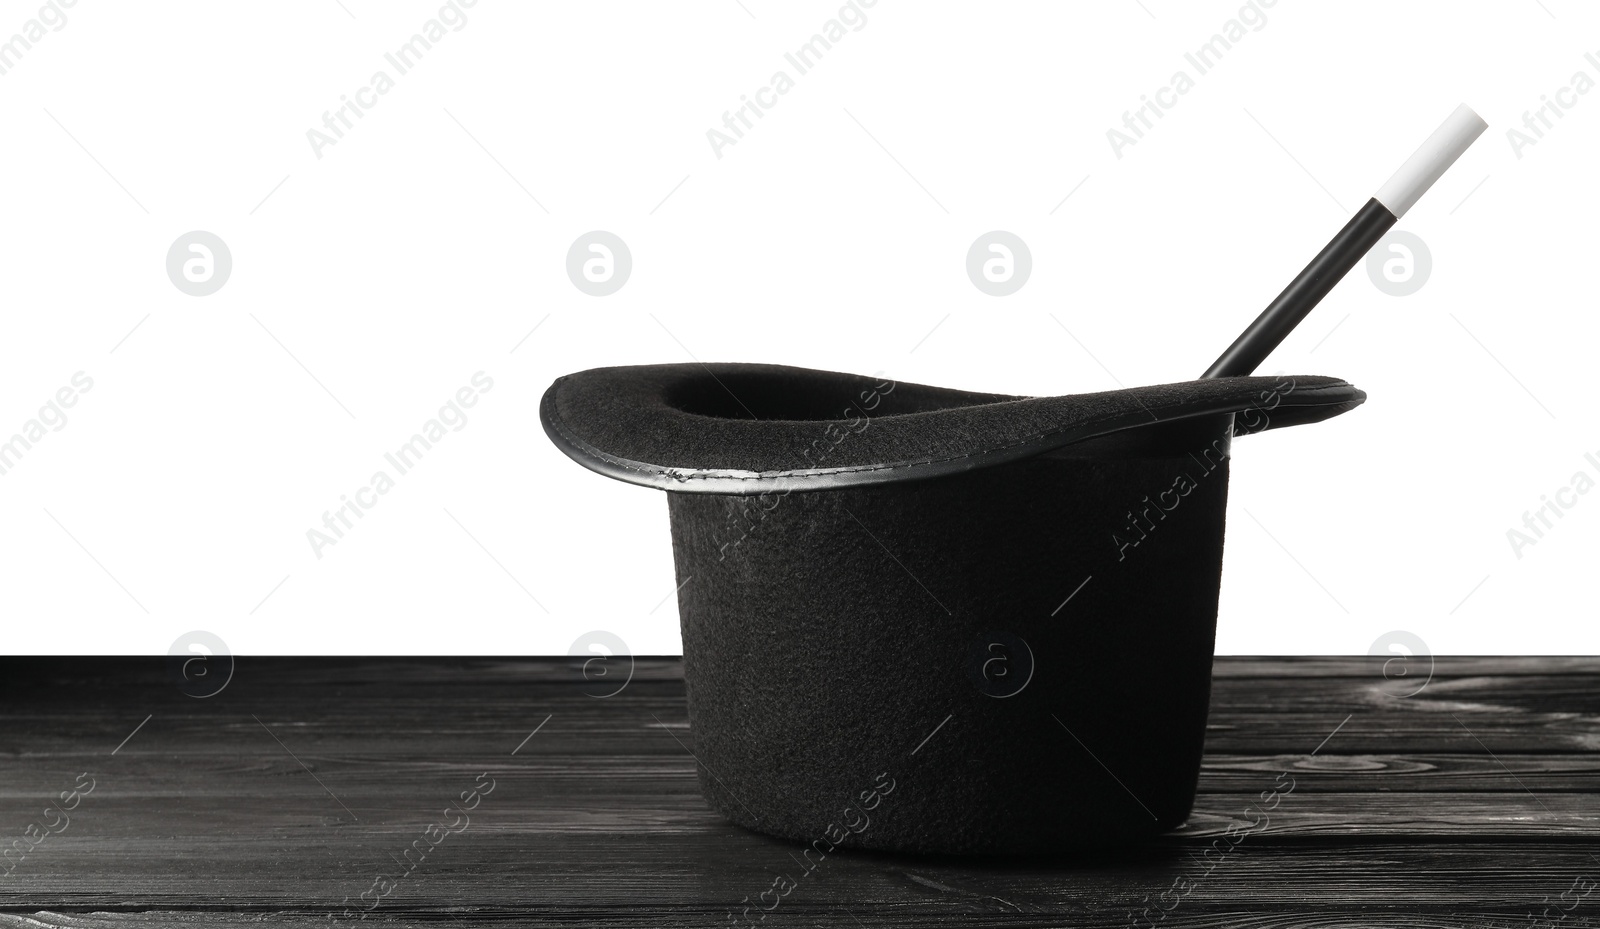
[543,361,1364,854]
[668,423,1235,855]
[542,363,1364,492]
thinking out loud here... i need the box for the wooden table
[2,657,1597,927]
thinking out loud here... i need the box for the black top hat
[542,362,1363,855]
[542,104,1485,856]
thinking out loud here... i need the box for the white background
[1,0,1594,656]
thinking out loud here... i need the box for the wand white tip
[1373,103,1488,218]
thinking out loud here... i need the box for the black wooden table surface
[2,656,1597,927]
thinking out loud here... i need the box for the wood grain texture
[2,657,1598,927]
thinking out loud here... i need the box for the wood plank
[3,657,1598,926]
[1209,656,1600,677]
[1200,752,1600,792]
[2,842,1599,924]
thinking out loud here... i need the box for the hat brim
[541,363,1364,494]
